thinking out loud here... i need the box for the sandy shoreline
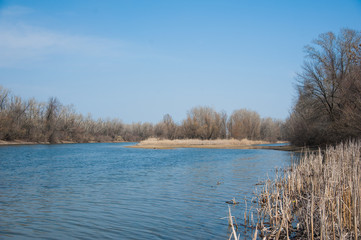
[127,138,297,151]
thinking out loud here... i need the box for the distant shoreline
[127,138,299,151]
[0,139,302,151]
[0,140,125,146]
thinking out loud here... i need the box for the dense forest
[0,86,284,143]
[1,28,360,146]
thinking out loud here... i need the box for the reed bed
[134,138,271,149]
[253,141,361,239]
[138,138,269,146]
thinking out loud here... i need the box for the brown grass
[128,138,285,149]
[252,140,361,239]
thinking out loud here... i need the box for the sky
[0,0,360,124]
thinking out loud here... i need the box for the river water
[0,143,294,239]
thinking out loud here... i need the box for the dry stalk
[228,206,239,240]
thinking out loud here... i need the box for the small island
[128,137,295,151]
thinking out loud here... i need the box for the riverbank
[127,138,297,151]
[0,140,49,146]
[0,138,301,151]
[0,140,125,146]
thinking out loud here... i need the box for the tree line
[6,29,357,146]
[0,87,284,143]
[284,28,361,146]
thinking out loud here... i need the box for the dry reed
[228,206,240,240]
[253,140,361,239]
[132,138,274,149]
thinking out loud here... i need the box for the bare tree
[0,86,10,111]
[228,109,260,140]
[260,118,282,142]
[45,97,61,143]
[181,106,224,139]
[219,111,228,139]
[163,114,177,139]
[289,29,361,146]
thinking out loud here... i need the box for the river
[0,142,294,239]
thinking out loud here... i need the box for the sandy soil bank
[128,138,295,151]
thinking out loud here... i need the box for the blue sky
[0,0,360,123]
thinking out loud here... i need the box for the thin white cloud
[0,22,126,67]
[0,5,33,18]
[0,4,127,68]
[4,24,123,52]
[0,5,177,69]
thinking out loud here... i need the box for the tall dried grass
[254,141,361,239]
[137,138,270,146]
[228,206,240,240]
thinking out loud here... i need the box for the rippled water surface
[0,143,294,239]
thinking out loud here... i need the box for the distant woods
[285,28,361,146]
[0,87,284,143]
[3,29,358,146]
